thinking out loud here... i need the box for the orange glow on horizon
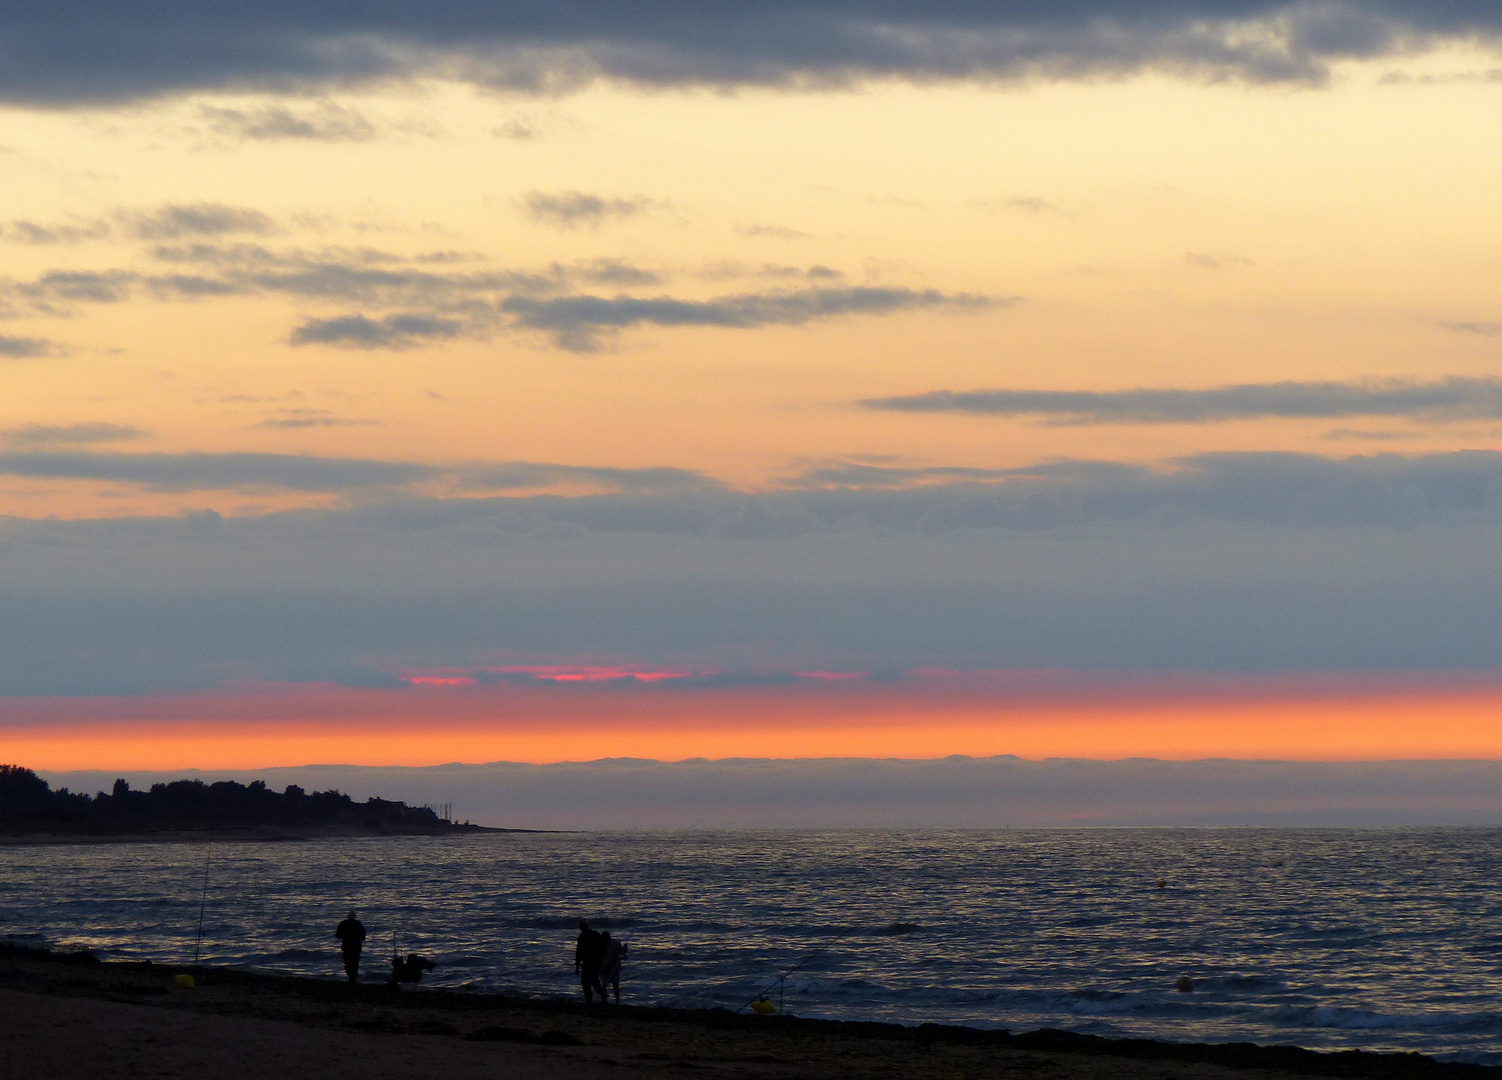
[6,672,1502,772]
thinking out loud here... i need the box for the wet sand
[0,948,1494,1080]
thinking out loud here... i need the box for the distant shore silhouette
[0,764,520,842]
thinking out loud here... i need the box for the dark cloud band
[6,448,1502,693]
[4,448,1502,693]
[1,2,1499,103]
[8,243,979,351]
[0,335,59,359]
[291,286,995,351]
[0,450,716,494]
[862,377,1502,424]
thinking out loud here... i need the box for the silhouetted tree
[0,764,448,835]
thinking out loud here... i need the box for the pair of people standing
[574,919,626,1004]
[333,910,434,986]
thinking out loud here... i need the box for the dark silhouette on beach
[336,910,366,984]
[574,920,608,1004]
[0,764,483,838]
[391,953,436,985]
[600,930,627,1004]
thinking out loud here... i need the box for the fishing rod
[598,844,669,1000]
[192,848,211,968]
[738,921,870,1016]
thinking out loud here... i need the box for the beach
[2,946,1493,1080]
[9,830,1500,1058]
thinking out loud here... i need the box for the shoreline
[1,944,1494,1080]
[0,823,545,845]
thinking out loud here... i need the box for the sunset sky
[7,1,1502,775]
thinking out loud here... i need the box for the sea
[6,828,1502,1062]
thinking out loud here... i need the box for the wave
[1268,1005,1502,1035]
[498,916,639,930]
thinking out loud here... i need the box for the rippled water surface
[6,829,1502,1061]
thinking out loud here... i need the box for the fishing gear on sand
[192,847,211,970]
[741,922,869,1017]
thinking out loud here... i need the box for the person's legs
[610,976,620,1004]
[583,963,604,1003]
[580,967,595,1003]
[343,947,360,984]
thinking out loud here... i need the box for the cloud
[0,449,715,495]
[1185,251,1254,269]
[862,377,1502,424]
[12,247,655,315]
[520,191,658,229]
[1378,68,1502,85]
[4,1,1499,105]
[9,249,992,352]
[148,243,479,271]
[796,462,1029,488]
[494,119,539,140]
[198,103,378,141]
[970,196,1066,216]
[735,224,811,240]
[0,450,435,491]
[464,462,717,493]
[1442,321,1502,335]
[565,259,662,286]
[1321,427,1425,441]
[4,205,277,247]
[3,449,1502,693]
[118,203,277,241]
[696,262,843,282]
[500,285,1000,350]
[14,239,979,357]
[0,422,146,446]
[0,335,59,358]
[252,410,381,429]
[1004,197,1061,214]
[17,270,135,304]
[2,218,110,244]
[290,312,468,349]
[45,758,1502,828]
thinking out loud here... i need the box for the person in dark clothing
[391,953,436,985]
[600,930,627,1005]
[335,909,366,984]
[574,919,607,1004]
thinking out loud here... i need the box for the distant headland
[0,764,511,843]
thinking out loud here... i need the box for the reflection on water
[5,829,1502,1061]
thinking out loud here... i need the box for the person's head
[579,919,590,932]
[348,908,357,920]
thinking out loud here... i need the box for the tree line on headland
[0,764,468,837]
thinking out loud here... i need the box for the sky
[7,2,1502,804]
[41,758,1502,829]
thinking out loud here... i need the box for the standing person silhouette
[574,920,607,1004]
[600,931,627,1005]
[335,909,367,984]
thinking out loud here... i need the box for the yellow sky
[0,56,1500,517]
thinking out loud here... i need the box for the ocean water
[6,828,1502,1062]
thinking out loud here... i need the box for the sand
[0,948,1491,1080]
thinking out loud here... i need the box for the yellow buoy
[1156,879,1168,889]
[175,974,196,990]
[750,998,776,1015]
